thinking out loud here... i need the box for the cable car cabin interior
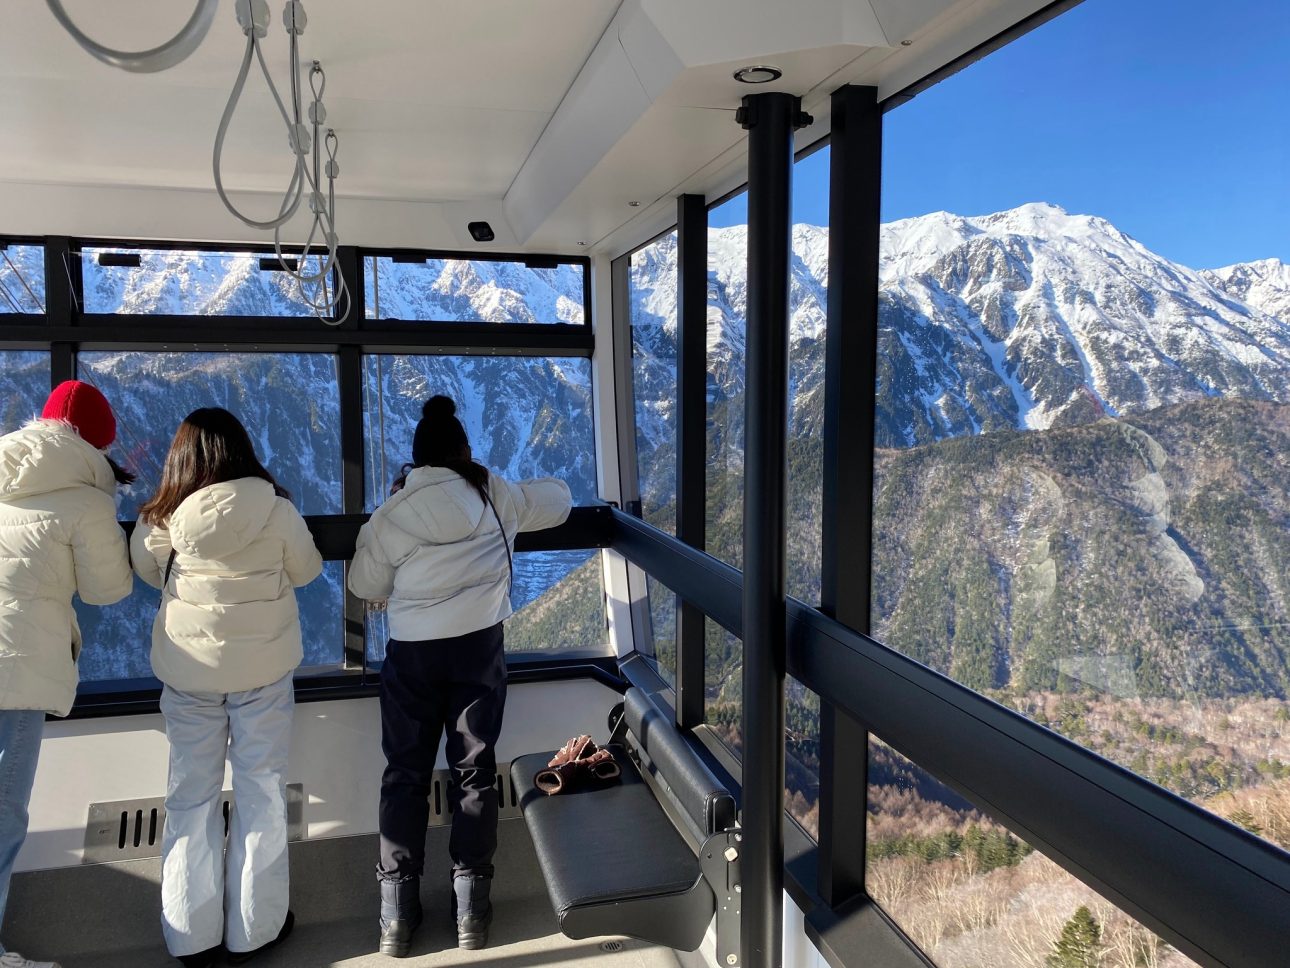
[2,1,1288,966]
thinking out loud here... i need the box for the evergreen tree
[1047,906,1102,968]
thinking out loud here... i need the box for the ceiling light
[628,201,641,208]
[576,241,589,246]
[734,65,782,84]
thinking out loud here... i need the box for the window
[0,244,45,314]
[82,247,336,317]
[874,0,1290,856]
[867,740,1199,967]
[629,230,679,534]
[361,354,596,510]
[77,352,342,519]
[703,151,830,789]
[74,351,344,680]
[361,353,605,659]
[705,150,829,598]
[0,351,50,433]
[364,550,608,662]
[363,256,586,324]
[628,229,680,684]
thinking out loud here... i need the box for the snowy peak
[1203,258,1290,323]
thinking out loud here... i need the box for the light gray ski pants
[159,672,293,957]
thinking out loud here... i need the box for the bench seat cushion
[511,746,711,945]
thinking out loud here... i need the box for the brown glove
[534,735,621,795]
[580,746,621,782]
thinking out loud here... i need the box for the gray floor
[5,822,680,968]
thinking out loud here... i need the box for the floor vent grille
[84,783,305,864]
[427,764,522,827]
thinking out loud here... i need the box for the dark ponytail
[105,454,136,487]
[406,395,491,503]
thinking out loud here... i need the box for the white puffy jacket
[132,478,323,695]
[0,420,133,716]
[349,466,572,641]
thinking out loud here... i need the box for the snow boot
[453,874,493,950]
[379,876,423,958]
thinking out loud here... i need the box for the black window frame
[603,4,1290,963]
[0,235,607,716]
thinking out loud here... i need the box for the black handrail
[608,507,1290,968]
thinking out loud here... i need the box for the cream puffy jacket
[132,478,323,694]
[349,467,572,641]
[0,420,133,716]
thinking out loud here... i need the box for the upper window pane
[875,0,1290,856]
[77,351,343,519]
[0,351,50,433]
[360,354,597,511]
[629,230,679,534]
[363,256,585,324]
[83,247,336,317]
[0,244,45,314]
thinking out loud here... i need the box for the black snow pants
[377,622,506,883]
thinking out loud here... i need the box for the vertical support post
[675,193,708,728]
[817,85,882,907]
[45,237,78,387]
[739,91,809,968]
[337,343,367,671]
[335,247,367,671]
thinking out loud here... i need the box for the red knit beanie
[42,381,117,449]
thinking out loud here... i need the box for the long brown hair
[140,408,288,525]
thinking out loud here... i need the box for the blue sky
[712,0,1289,269]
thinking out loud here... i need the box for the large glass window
[83,247,335,317]
[363,256,585,324]
[360,353,605,659]
[0,244,45,314]
[702,151,830,817]
[628,229,680,684]
[0,351,50,433]
[704,150,828,601]
[74,351,344,680]
[874,0,1290,856]
[868,741,1199,967]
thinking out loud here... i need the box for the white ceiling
[0,0,1062,254]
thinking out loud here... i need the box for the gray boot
[379,875,423,958]
[453,874,493,950]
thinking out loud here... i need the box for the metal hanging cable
[48,0,350,325]
[45,0,218,74]
[1,251,46,313]
[0,280,24,314]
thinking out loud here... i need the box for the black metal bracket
[701,828,744,967]
[736,95,814,132]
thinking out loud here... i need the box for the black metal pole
[675,193,708,728]
[817,84,881,908]
[739,91,808,968]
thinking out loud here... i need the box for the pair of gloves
[534,734,622,795]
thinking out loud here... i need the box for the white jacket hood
[0,419,114,503]
[348,467,573,642]
[379,466,492,546]
[168,478,279,560]
[132,477,324,695]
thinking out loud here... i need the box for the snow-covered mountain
[629,202,1290,464]
[1202,258,1290,327]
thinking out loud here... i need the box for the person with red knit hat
[0,380,135,968]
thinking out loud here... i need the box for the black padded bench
[511,687,742,959]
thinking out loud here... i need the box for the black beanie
[412,395,469,466]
